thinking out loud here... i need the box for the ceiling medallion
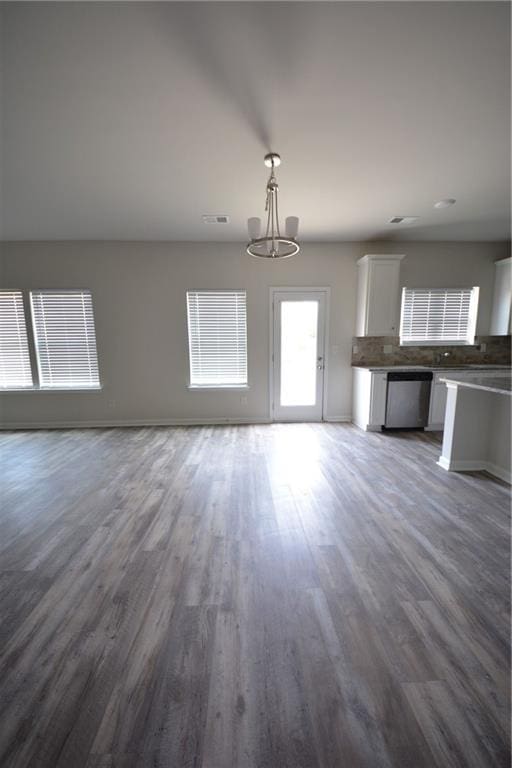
[246,153,300,259]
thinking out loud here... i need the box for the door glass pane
[280,300,318,406]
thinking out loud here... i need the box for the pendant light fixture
[246,153,300,259]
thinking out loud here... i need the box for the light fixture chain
[271,188,275,255]
[275,185,281,239]
[266,190,271,240]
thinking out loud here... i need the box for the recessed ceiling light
[202,214,230,224]
[389,216,419,224]
[434,198,456,209]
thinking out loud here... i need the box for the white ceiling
[1,1,510,242]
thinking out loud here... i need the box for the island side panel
[488,394,511,481]
[439,384,492,471]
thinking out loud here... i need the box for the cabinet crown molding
[357,254,405,265]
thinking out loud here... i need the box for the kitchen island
[438,373,511,482]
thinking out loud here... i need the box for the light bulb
[285,216,299,239]
[247,217,261,240]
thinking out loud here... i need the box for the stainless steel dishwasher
[385,371,433,429]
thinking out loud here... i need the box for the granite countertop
[352,365,512,372]
[439,374,512,396]
[353,365,430,371]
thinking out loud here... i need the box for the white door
[272,290,327,421]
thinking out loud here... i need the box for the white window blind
[187,291,247,386]
[400,287,479,345]
[0,291,33,388]
[31,290,100,387]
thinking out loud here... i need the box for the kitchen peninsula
[438,373,511,482]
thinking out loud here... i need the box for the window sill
[187,385,250,391]
[400,341,474,347]
[0,386,103,393]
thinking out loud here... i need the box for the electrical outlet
[108,399,116,409]
[383,344,393,354]
[240,395,248,405]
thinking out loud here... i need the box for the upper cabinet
[356,254,404,336]
[490,257,512,335]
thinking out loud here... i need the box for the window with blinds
[0,291,33,388]
[186,291,248,387]
[400,287,479,345]
[30,290,100,387]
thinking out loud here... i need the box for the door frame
[269,286,330,422]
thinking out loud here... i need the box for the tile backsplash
[352,335,511,367]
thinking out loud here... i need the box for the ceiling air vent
[389,216,419,225]
[202,215,230,224]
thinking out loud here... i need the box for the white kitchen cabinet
[356,254,404,336]
[490,257,511,335]
[428,382,448,430]
[352,368,387,430]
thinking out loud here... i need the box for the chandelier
[246,153,300,259]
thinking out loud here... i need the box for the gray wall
[0,240,508,427]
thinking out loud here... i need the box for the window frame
[186,289,249,390]
[0,288,102,392]
[399,286,480,347]
[0,289,34,390]
[30,289,101,390]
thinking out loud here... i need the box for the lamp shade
[247,217,261,240]
[285,216,299,238]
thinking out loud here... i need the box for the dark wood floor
[0,424,509,768]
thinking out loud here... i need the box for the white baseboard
[437,457,511,484]
[437,456,451,471]
[486,462,512,484]
[324,414,352,423]
[1,414,354,431]
[0,416,272,430]
[350,419,381,432]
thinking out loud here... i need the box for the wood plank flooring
[0,423,510,767]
